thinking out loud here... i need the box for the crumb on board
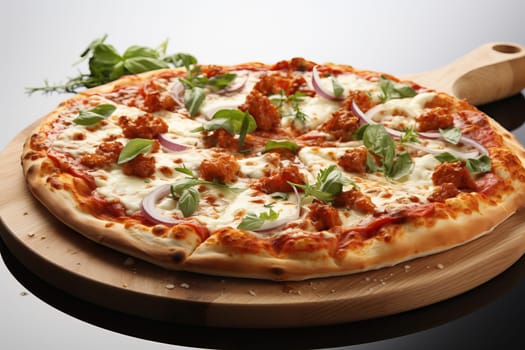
[165,283,175,290]
[436,263,445,270]
[27,232,35,238]
[180,282,190,289]
[248,289,257,296]
[404,265,411,271]
[123,257,135,266]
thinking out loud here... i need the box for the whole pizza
[22,57,525,280]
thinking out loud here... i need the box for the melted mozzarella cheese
[368,92,436,130]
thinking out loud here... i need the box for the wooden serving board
[2,43,525,328]
[2,124,525,328]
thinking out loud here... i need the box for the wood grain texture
[403,42,525,105]
[1,125,524,328]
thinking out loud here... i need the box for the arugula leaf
[237,207,279,231]
[73,104,116,125]
[27,35,193,94]
[378,76,417,103]
[439,127,462,145]
[118,138,154,164]
[263,140,299,154]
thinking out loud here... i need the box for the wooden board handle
[403,42,525,105]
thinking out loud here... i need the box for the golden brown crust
[21,59,525,281]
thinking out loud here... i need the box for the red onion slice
[140,184,181,225]
[170,79,186,107]
[253,186,302,232]
[217,72,248,94]
[351,101,487,158]
[405,142,479,159]
[351,101,404,137]
[158,133,188,152]
[312,66,344,101]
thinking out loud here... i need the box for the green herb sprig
[290,165,354,203]
[270,90,309,124]
[73,104,116,126]
[354,124,414,180]
[27,34,194,95]
[237,207,280,231]
[170,166,242,217]
[192,109,256,150]
[117,138,154,164]
[378,76,417,103]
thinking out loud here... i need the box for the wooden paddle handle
[404,42,525,105]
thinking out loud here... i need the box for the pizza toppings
[239,90,281,131]
[431,161,477,191]
[23,55,525,281]
[199,154,240,184]
[118,114,168,139]
[255,165,305,194]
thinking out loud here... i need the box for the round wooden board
[1,126,525,328]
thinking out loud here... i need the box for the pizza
[21,57,525,281]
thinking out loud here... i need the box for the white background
[1,0,525,349]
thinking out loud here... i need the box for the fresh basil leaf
[362,124,396,164]
[89,43,122,80]
[238,111,250,149]
[124,56,170,74]
[177,187,200,217]
[352,124,369,140]
[289,165,346,202]
[466,155,491,174]
[164,53,198,69]
[318,165,344,195]
[185,86,206,116]
[435,152,460,163]
[387,151,414,180]
[237,208,279,231]
[365,153,380,172]
[117,138,154,164]
[209,109,257,134]
[378,76,417,103]
[263,140,299,154]
[123,45,160,59]
[361,124,414,179]
[439,127,462,145]
[73,104,116,125]
[207,73,237,90]
[331,77,344,98]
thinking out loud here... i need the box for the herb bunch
[27,34,195,94]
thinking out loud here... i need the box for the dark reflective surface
[1,92,525,350]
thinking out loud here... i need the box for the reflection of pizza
[22,58,525,280]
